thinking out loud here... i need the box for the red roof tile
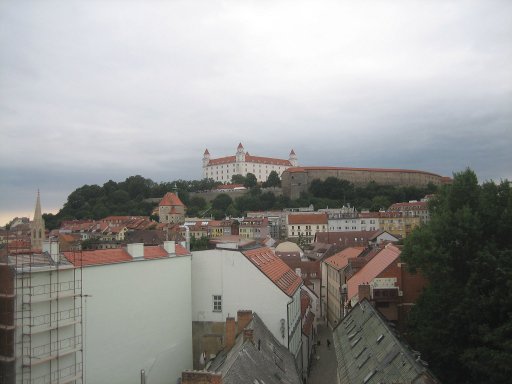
[243,247,302,297]
[288,213,328,225]
[207,156,236,165]
[324,247,365,270]
[347,244,401,300]
[159,192,184,207]
[245,154,292,166]
[301,290,311,316]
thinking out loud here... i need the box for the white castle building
[202,143,298,183]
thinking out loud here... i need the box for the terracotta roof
[63,244,189,266]
[207,155,237,165]
[243,247,302,297]
[204,148,210,155]
[388,201,428,210]
[315,230,379,246]
[290,149,296,155]
[238,142,244,149]
[347,244,401,300]
[301,290,311,316]
[357,212,380,219]
[324,247,365,270]
[288,213,328,225]
[159,192,184,207]
[284,166,444,178]
[245,154,292,166]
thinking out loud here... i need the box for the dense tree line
[401,169,512,383]
[43,174,438,229]
[43,176,221,229]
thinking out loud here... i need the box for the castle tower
[236,142,246,163]
[202,149,211,178]
[289,149,298,167]
[30,190,46,250]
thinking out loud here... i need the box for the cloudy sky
[1,0,511,225]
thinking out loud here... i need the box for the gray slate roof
[208,313,301,384]
[333,300,439,384]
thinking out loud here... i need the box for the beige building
[379,212,421,238]
[202,143,298,183]
[287,213,328,244]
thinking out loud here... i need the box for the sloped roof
[324,247,365,270]
[208,313,301,384]
[288,213,328,225]
[159,192,184,207]
[347,244,401,300]
[275,241,302,253]
[63,244,189,266]
[315,230,379,246]
[243,247,302,297]
[333,299,438,384]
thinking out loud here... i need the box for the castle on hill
[202,143,298,183]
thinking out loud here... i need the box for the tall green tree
[402,169,512,384]
[244,173,258,188]
[264,170,281,188]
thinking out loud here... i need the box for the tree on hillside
[263,171,281,188]
[211,193,233,212]
[231,174,246,184]
[401,169,512,384]
[244,173,258,188]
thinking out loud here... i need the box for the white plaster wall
[82,256,192,384]
[192,249,293,347]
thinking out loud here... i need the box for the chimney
[181,370,222,384]
[225,317,236,350]
[163,241,176,255]
[43,240,60,263]
[237,310,253,332]
[358,283,372,302]
[127,243,144,259]
[243,328,254,343]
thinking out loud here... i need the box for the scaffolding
[0,242,83,384]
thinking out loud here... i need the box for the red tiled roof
[159,192,184,207]
[347,244,401,300]
[64,249,132,266]
[63,244,189,266]
[315,230,379,246]
[245,154,292,166]
[388,201,428,210]
[288,213,328,225]
[324,247,365,270]
[301,290,311,316]
[284,166,444,178]
[238,142,244,149]
[243,247,302,297]
[204,148,210,155]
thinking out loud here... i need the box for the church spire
[31,190,46,251]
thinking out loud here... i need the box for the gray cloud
[1,0,511,224]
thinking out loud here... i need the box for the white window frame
[213,295,222,312]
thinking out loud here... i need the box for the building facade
[202,143,298,183]
[158,192,186,224]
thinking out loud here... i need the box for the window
[213,295,222,312]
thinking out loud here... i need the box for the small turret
[289,149,298,167]
[236,142,246,162]
[202,148,210,167]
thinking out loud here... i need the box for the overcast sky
[1,0,511,225]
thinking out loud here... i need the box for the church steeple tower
[30,190,46,251]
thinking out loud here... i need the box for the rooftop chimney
[358,283,372,302]
[237,310,253,332]
[225,317,236,351]
[127,243,144,259]
[163,241,176,255]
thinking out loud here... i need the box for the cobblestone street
[307,323,337,384]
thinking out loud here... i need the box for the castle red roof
[243,247,302,297]
[159,192,184,207]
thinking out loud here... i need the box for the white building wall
[82,256,192,384]
[192,249,297,349]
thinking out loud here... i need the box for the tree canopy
[401,169,512,383]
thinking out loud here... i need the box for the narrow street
[307,323,337,384]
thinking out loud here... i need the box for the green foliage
[244,173,258,188]
[190,235,209,251]
[211,194,233,212]
[231,174,246,184]
[402,169,512,383]
[263,170,281,188]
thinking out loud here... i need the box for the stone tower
[30,190,46,250]
[235,142,246,163]
[289,149,298,167]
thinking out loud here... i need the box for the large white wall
[82,256,192,384]
[192,249,293,348]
